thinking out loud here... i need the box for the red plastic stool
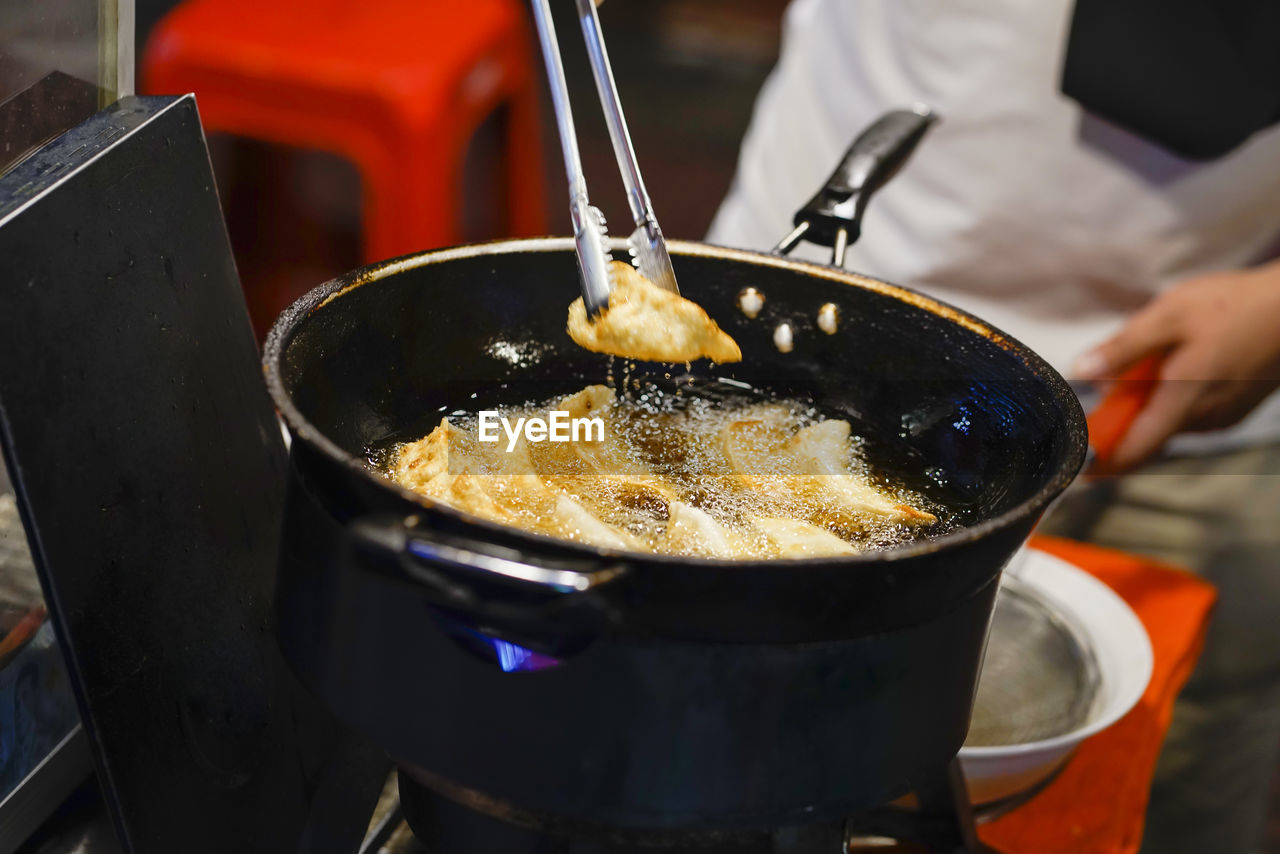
[142,0,547,262]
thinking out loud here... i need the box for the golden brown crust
[721,418,937,529]
[389,387,937,559]
[567,261,741,363]
[754,518,860,558]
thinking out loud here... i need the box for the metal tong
[529,0,679,317]
[775,106,938,266]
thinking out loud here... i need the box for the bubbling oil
[375,377,958,559]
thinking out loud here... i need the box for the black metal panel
[0,96,381,853]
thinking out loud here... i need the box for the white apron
[708,0,1280,453]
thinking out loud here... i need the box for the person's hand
[1074,260,1280,472]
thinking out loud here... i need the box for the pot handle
[346,515,626,654]
[775,107,938,266]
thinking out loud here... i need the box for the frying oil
[371,375,960,558]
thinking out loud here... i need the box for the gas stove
[313,765,997,854]
[389,761,994,854]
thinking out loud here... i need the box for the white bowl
[958,546,1154,806]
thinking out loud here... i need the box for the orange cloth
[979,536,1217,854]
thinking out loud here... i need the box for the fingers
[1073,300,1180,380]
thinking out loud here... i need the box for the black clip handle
[347,515,627,655]
[776,107,938,266]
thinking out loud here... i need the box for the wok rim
[262,236,1089,569]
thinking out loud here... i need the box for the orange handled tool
[0,605,47,668]
[1086,354,1164,467]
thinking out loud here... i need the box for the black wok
[263,234,1087,834]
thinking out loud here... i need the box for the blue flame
[432,613,563,672]
[486,636,560,672]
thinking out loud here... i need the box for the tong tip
[577,204,615,318]
[627,221,680,295]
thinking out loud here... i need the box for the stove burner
[389,759,997,854]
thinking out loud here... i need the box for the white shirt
[708,0,1280,453]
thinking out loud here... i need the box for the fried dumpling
[538,385,678,513]
[566,261,741,363]
[752,517,860,558]
[551,494,641,550]
[787,421,936,529]
[721,417,936,530]
[396,418,640,548]
[390,385,941,559]
[663,501,743,558]
[394,419,555,525]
